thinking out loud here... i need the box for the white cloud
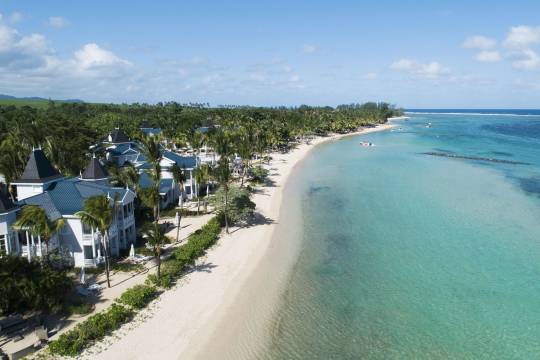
[303,44,318,54]
[475,50,501,62]
[0,23,50,69]
[503,26,540,49]
[462,35,496,49]
[48,16,69,29]
[390,58,450,78]
[362,72,378,80]
[511,49,540,70]
[73,43,131,72]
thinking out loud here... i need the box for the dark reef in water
[490,151,514,157]
[423,152,531,165]
[517,177,540,196]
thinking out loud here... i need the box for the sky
[0,0,540,108]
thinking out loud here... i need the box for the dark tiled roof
[0,191,16,213]
[107,143,139,156]
[109,128,130,143]
[16,149,63,184]
[81,157,109,180]
[162,151,197,169]
[140,120,150,128]
[20,178,130,217]
[20,192,62,221]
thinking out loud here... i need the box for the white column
[37,235,43,257]
[15,232,20,254]
[91,227,96,259]
[26,231,31,261]
[31,234,35,258]
[190,170,194,199]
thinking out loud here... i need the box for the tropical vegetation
[0,255,72,315]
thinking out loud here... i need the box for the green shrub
[248,165,269,183]
[117,285,157,309]
[48,216,222,357]
[146,273,173,288]
[211,186,255,225]
[160,206,201,218]
[49,304,133,356]
[110,261,144,273]
[65,301,94,315]
[134,244,153,257]
[0,255,72,315]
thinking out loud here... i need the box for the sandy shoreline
[88,123,394,360]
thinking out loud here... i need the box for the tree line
[0,101,402,185]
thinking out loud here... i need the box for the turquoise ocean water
[266,112,540,359]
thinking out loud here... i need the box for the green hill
[0,95,84,108]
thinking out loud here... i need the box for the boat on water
[360,141,375,147]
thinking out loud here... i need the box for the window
[83,245,93,260]
[82,222,92,235]
[0,234,6,254]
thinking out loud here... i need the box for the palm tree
[149,163,162,222]
[194,166,206,215]
[13,205,65,265]
[143,223,168,279]
[141,136,163,223]
[202,164,212,213]
[76,195,114,288]
[215,157,231,233]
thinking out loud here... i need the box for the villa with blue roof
[102,127,199,209]
[1,149,136,268]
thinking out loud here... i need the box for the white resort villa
[102,127,202,209]
[0,125,212,268]
[1,149,136,268]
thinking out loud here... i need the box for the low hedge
[48,217,222,357]
[117,284,157,309]
[49,303,134,356]
[147,216,221,288]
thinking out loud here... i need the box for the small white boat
[360,141,375,147]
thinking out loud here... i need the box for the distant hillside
[0,94,84,108]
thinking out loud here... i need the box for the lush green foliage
[248,165,269,183]
[212,186,256,224]
[117,284,157,309]
[0,101,400,185]
[13,205,66,264]
[110,261,144,273]
[64,301,94,315]
[147,217,222,288]
[48,303,133,356]
[0,255,72,315]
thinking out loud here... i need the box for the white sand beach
[86,124,394,359]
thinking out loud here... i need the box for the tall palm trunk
[205,184,210,213]
[175,211,182,243]
[224,186,229,234]
[156,250,161,279]
[44,238,50,266]
[103,231,111,288]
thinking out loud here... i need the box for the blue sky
[1,0,540,108]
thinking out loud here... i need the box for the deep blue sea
[266,112,540,359]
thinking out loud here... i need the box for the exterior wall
[0,210,18,254]
[15,184,45,201]
[0,211,16,236]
